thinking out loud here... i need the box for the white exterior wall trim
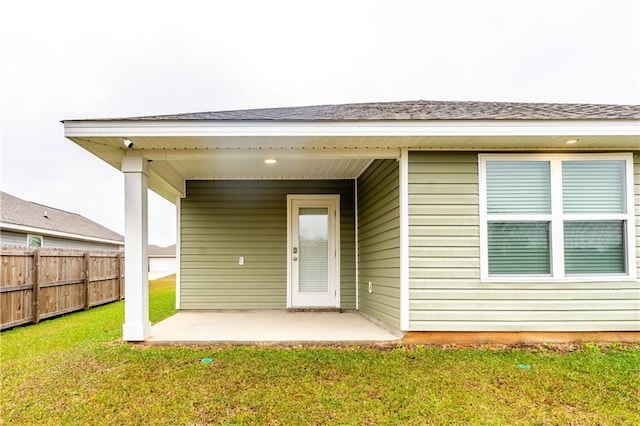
[175,196,182,310]
[354,178,359,311]
[399,149,410,331]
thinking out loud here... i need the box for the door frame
[287,194,341,308]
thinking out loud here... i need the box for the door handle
[293,257,298,261]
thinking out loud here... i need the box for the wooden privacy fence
[1,248,124,330]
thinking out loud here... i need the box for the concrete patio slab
[147,311,402,345]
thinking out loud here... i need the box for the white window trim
[479,152,637,282]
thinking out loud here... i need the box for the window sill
[482,274,638,283]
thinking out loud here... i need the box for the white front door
[288,195,340,308]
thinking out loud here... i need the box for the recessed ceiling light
[264,159,277,165]
[565,139,579,145]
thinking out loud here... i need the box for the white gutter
[64,119,640,138]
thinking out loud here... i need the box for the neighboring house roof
[148,244,176,257]
[0,192,123,244]
[101,100,640,121]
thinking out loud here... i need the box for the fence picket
[33,249,40,324]
[1,248,124,330]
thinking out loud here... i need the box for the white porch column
[122,152,151,341]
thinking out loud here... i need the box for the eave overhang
[63,119,640,203]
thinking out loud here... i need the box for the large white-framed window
[479,153,636,282]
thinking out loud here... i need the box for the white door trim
[287,194,341,308]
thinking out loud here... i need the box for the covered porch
[64,115,412,342]
[147,310,401,345]
[63,101,640,342]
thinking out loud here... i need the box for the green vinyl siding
[408,152,640,332]
[181,180,355,309]
[358,159,401,329]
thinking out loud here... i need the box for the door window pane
[488,222,550,274]
[298,208,328,292]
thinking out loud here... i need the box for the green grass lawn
[1,278,639,425]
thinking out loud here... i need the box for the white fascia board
[64,119,640,138]
[0,222,124,246]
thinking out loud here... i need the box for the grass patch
[1,279,639,424]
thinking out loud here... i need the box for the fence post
[32,249,41,324]
[116,252,123,300]
[84,252,91,310]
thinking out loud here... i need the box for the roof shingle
[0,192,123,243]
[148,244,176,256]
[100,100,640,122]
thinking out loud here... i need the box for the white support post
[122,152,151,341]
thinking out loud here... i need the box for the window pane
[488,222,550,275]
[27,236,42,247]
[563,160,626,213]
[486,161,550,214]
[564,221,625,274]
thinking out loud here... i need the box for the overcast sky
[1,0,638,247]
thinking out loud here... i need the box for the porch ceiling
[64,119,640,202]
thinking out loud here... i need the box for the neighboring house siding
[149,257,177,273]
[0,229,121,251]
[357,159,401,329]
[0,230,24,246]
[408,151,640,332]
[181,180,356,309]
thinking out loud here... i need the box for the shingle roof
[0,192,123,243]
[148,244,176,257]
[103,100,640,121]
